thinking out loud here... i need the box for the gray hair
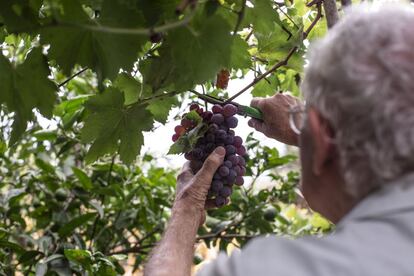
[302,3,414,197]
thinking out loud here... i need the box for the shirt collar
[339,172,414,224]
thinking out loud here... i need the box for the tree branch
[322,0,340,28]
[226,2,323,102]
[197,233,258,240]
[226,47,297,102]
[108,243,155,256]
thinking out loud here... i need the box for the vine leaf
[168,117,208,155]
[0,48,56,145]
[81,87,154,164]
[0,0,41,33]
[41,0,146,80]
[143,13,233,91]
[229,36,252,70]
[114,73,178,124]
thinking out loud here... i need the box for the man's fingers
[248,118,265,132]
[195,147,226,188]
[250,97,264,109]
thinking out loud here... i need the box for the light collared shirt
[198,173,414,276]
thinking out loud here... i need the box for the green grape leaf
[114,73,143,105]
[114,73,176,124]
[0,48,57,144]
[81,87,154,164]
[229,36,252,70]
[250,0,281,34]
[0,0,41,33]
[168,122,208,155]
[252,74,279,97]
[184,110,202,124]
[143,13,233,91]
[147,96,178,124]
[41,0,145,80]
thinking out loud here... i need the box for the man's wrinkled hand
[174,147,226,225]
[248,93,301,146]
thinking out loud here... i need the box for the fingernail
[215,146,225,156]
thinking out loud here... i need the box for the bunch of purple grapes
[184,103,247,207]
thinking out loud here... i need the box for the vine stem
[233,0,247,35]
[226,2,323,103]
[54,9,196,36]
[58,67,88,88]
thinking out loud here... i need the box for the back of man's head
[302,2,414,197]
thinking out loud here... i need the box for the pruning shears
[191,91,264,121]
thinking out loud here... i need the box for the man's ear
[307,107,335,175]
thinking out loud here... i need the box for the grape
[215,129,227,140]
[211,180,224,193]
[208,123,219,133]
[237,145,246,156]
[197,108,204,115]
[174,125,186,135]
[219,166,230,177]
[224,160,233,168]
[184,152,193,160]
[234,136,243,147]
[192,148,204,160]
[222,104,238,117]
[211,113,224,124]
[240,166,246,176]
[238,156,246,166]
[235,176,244,186]
[225,145,236,155]
[228,154,239,166]
[190,103,200,111]
[219,125,229,132]
[172,133,179,142]
[234,165,242,176]
[215,196,226,207]
[224,134,234,145]
[212,104,223,114]
[206,133,215,143]
[227,169,237,183]
[202,111,213,121]
[225,116,238,128]
[181,118,193,129]
[205,143,215,153]
[174,103,248,208]
[219,186,232,197]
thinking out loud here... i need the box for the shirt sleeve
[197,235,355,276]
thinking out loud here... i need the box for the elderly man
[145,3,414,276]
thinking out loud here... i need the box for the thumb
[194,147,226,189]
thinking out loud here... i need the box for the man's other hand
[248,94,301,146]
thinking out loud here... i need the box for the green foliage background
[0,0,331,274]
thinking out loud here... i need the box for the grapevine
[170,103,246,207]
